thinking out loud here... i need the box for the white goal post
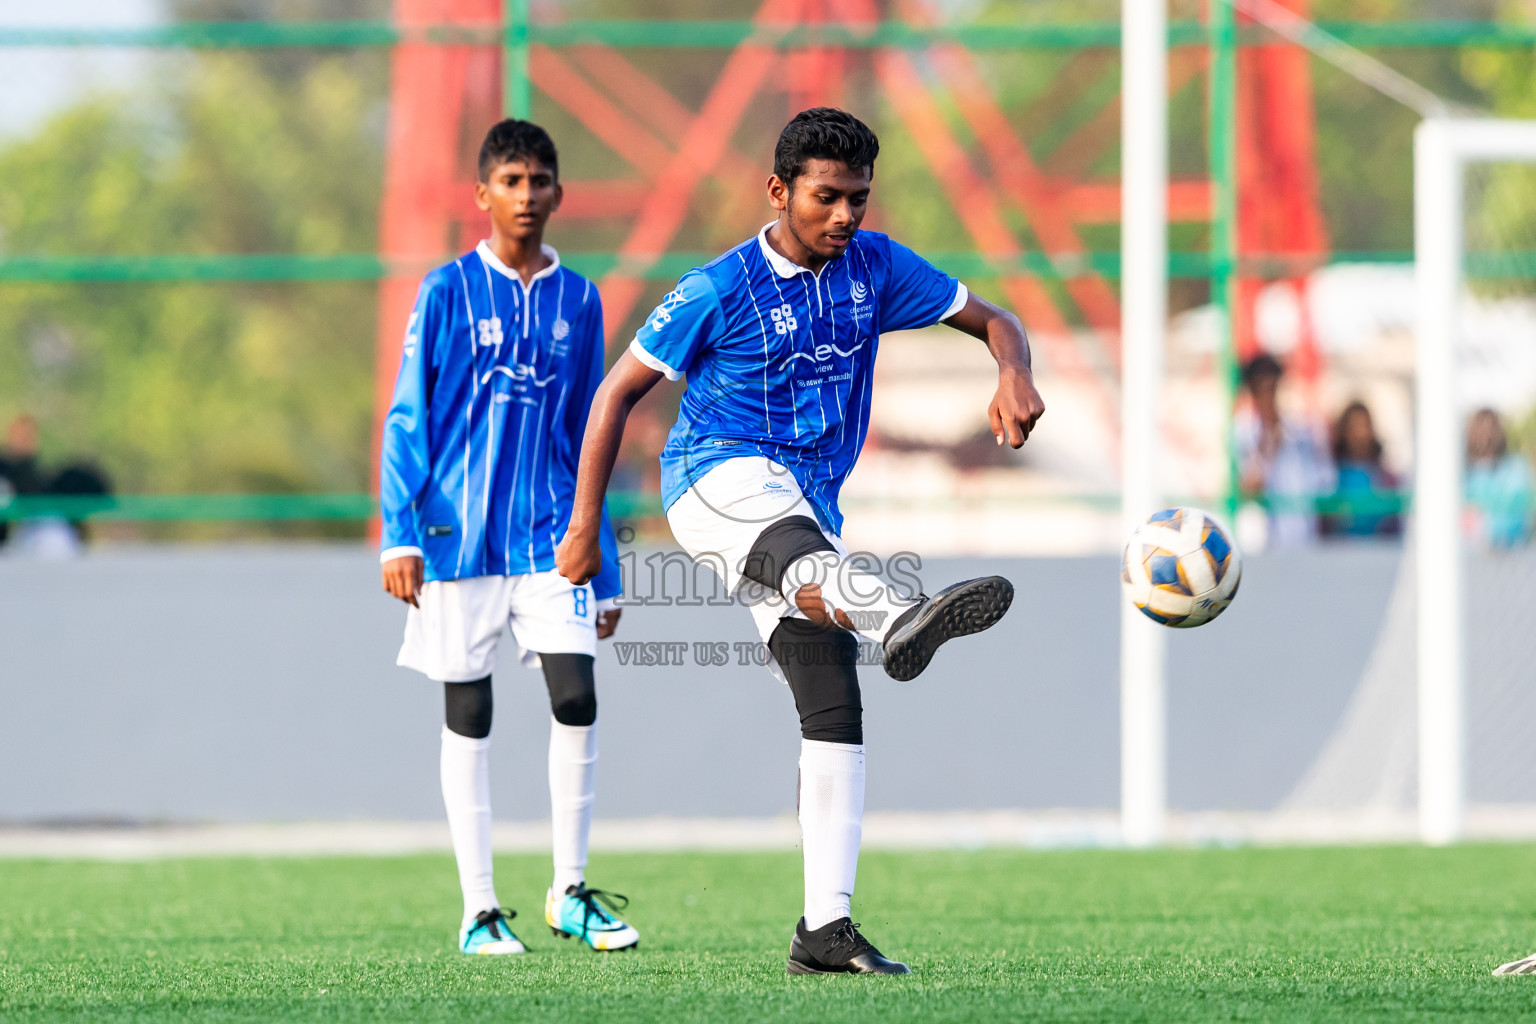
[1119,0,1169,847]
[1414,117,1536,845]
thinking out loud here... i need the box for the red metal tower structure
[1234,0,1329,381]
[371,0,1332,465]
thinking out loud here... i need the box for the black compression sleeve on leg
[742,515,835,596]
[444,676,493,739]
[540,653,597,727]
[769,618,863,745]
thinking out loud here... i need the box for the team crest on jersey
[769,303,799,335]
[551,318,570,341]
[849,280,874,322]
[477,317,503,350]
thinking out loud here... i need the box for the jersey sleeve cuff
[380,545,423,564]
[940,281,969,322]
[628,337,683,381]
[595,597,620,612]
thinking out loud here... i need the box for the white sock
[440,726,498,927]
[799,739,866,930]
[549,716,597,894]
[785,552,918,642]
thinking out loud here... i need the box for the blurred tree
[0,10,388,502]
[1461,0,1536,294]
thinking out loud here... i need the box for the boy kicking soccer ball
[556,108,1043,974]
[380,119,639,956]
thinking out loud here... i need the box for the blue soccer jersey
[628,225,967,534]
[380,242,621,598]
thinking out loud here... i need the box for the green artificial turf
[4,844,1536,1022]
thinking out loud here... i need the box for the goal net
[1281,124,1536,842]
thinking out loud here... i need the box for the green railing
[0,490,1425,522]
[4,251,1535,284]
[2,20,1533,50]
[0,492,668,522]
[0,494,378,522]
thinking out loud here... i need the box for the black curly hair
[773,107,879,188]
[478,119,558,181]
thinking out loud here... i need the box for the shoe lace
[826,920,873,958]
[471,907,516,941]
[571,885,629,939]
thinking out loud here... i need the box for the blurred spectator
[0,413,43,548]
[0,414,113,558]
[1465,408,1534,548]
[1322,400,1402,539]
[51,461,112,544]
[1237,354,1333,547]
[0,414,44,495]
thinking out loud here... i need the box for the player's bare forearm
[556,352,664,585]
[944,292,1045,448]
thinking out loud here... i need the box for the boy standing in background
[380,120,639,956]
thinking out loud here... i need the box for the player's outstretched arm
[556,350,664,585]
[943,293,1045,448]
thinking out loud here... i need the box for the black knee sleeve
[444,676,493,739]
[769,618,863,745]
[540,653,597,727]
[742,515,834,596]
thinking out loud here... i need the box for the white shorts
[665,456,849,671]
[397,570,597,682]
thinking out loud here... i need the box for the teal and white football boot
[545,884,640,951]
[459,907,527,955]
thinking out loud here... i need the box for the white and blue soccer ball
[1121,507,1241,628]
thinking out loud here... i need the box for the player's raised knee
[743,515,835,597]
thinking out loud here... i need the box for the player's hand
[989,365,1045,448]
[556,531,603,586]
[382,555,424,608]
[596,608,622,639]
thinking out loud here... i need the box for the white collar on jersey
[476,240,561,287]
[756,221,817,279]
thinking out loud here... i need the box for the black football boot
[881,576,1014,682]
[787,917,911,975]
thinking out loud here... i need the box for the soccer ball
[1121,507,1241,628]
